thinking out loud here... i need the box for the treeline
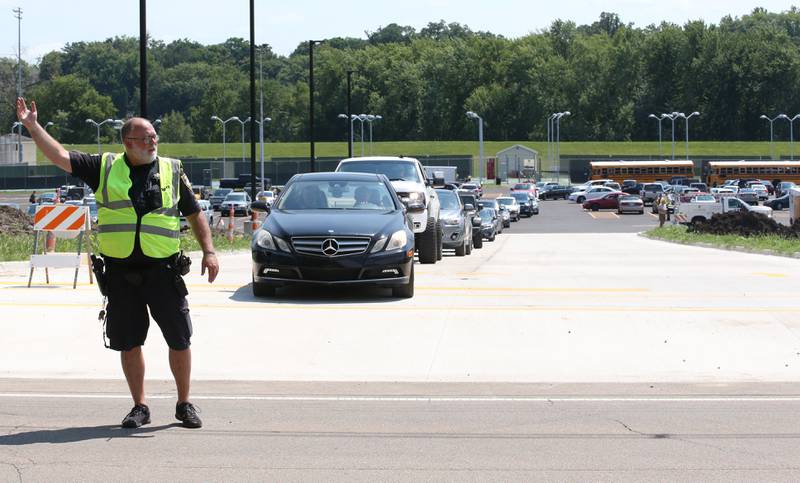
[2,8,800,145]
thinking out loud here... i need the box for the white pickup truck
[675,196,772,225]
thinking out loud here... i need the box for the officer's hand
[201,253,219,283]
[16,97,37,128]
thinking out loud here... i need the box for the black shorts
[104,261,192,351]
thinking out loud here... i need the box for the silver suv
[336,156,442,264]
[640,183,665,205]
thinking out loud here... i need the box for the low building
[0,134,36,165]
[495,144,539,181]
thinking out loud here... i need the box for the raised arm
[16,98,71,173]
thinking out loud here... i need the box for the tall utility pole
[308,40,324,173]
[14,7,23,164]
[249,0,256,200]
[346,70,354,158]
[139,0,147,118]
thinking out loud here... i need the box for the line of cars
[247,156,518,300]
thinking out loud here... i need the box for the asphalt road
[2,380,800,482]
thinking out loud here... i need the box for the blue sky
[0,1,795,63]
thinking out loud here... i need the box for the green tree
[158,111,193,143]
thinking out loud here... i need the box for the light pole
[44,121,55,132]
[308,39,324,172]
[554,111,571,183]
[678,112,700,160]
[85,118,115,155]
[760,114,784,159]
[466,111,484,182]
[661,112,680,160]
[211,115,240,163]
[782,114,800,160]
[356,114,368,156]
[11,122,22,163]
[233,116,251,163]
[255,117,271,189]
[365,114,382,155]
[648,113,668,157]
[338,114,356,157]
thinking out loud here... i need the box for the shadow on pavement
[229,283,404,305]
[0,424,180,445]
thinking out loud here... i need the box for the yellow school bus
[707,161,800,187]
[590,160,695,184]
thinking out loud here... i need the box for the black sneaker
[121,404,151,428]
[175,402,202,428]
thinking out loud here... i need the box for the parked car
[676,196,772,224]
[510,182,538,198]
[639,183,666,205]
[569,186,619,204]
[776,181,796,198]
[749,183,769,201]
[37,192,58,204]
[180,199,214,231]
[256,190,276,205]
[622,183,644,195]
[495,196,521,222]
[759,180,775,195]
[689,182,708,193]
[477,199,505,232]
[510,191,537,216]
[736,188,759,205]
[209,188,233,210]
[436,188,474,256]
[617,195,644,214]
[539,185,574,200]
[478,207,500,241]
[249,172,415,298]
[765,194,791,210]
[582,192,624,211]
[219,192,252,216]
[460,182,483,198]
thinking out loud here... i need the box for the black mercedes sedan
[250,172,415,298]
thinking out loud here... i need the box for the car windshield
[513,184,531,190]
[694,195,715,201]
[620,196,640,201]
[213,189,232,197]
[277,179,395,210]
[496,198,514,206]
[511,193,529,201]
[338,161,420,182]
[437,191,460,210]
[225,193,247,201]
[462,184,477,190]
[479,208,494,219]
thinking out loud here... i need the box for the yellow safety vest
[95,153,181,258]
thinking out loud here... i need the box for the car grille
[291,236,371,257]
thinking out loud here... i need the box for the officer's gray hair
[120,117,153,139]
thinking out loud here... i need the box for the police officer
[17,97,219,429]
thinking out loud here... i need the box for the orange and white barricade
[28,204,94,289]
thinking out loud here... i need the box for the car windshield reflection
[277,180,396,211]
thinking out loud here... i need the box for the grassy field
[58,140,789,160]
[644,225,800,256]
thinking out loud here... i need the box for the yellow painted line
[0,300,799,313]
[588,211,619,220]
[752,272,787,278]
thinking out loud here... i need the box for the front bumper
[441,223,466,248]
[252,245,414,288]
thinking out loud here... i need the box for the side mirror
[464,203,474,211]
[433,177,445,187]
[406,200,425,212]
[472,216,482,227]
[250,201,270,213]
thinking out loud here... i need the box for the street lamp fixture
[365,114,382,155]
[661,112,681,160]
[761,114,785,160]
[153,119,162,132]
[648,113,668,156]
[674,112,700,160]
[255,117,272,189]
[781,114,800,160]
[554,111,571,183]
[466,111,484,181]
[355,114,368,156]
[86,118,115,155]
[338,113,356,157]
[232,116,251,163]
[211,115,241,163]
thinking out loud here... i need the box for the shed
[0,134,36,165]
[495,144,539,181]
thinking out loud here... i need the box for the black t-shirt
[70,151,200,265]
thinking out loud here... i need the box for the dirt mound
[689,211,800,238]
[0,206,34,235]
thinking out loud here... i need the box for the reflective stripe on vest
[96,153,182,258]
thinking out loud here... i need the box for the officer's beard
[148,149,158,163]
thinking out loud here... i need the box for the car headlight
[400,191,426,209]
[255,229,289,252]
[371,230,407,253]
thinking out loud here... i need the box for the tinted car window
[438,191,460,210]
[278,180,394,210]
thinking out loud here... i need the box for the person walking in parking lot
[16,97,219,430]
[657,193,668,227]
[29,191,36,204]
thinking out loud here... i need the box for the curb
[638,232,800,259]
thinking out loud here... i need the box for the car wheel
[455,237,467,256]
[436,221,443,261]
[503,220,510,228]
[418,217,438,264]
[489,233,496,241]
[252,280,276,297]
[534,209,539,215]
[639,210,644,215]
[392,264,414,298]
[577,196,585,204]
[591,205,599,212]
[617,209,622,214]
[473,233,483,249]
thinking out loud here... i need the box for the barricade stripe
[59,209,87,231]
[42,206,79,231]
[35,206,70,230]
[67,216,86,231]
[33,205,55,224]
